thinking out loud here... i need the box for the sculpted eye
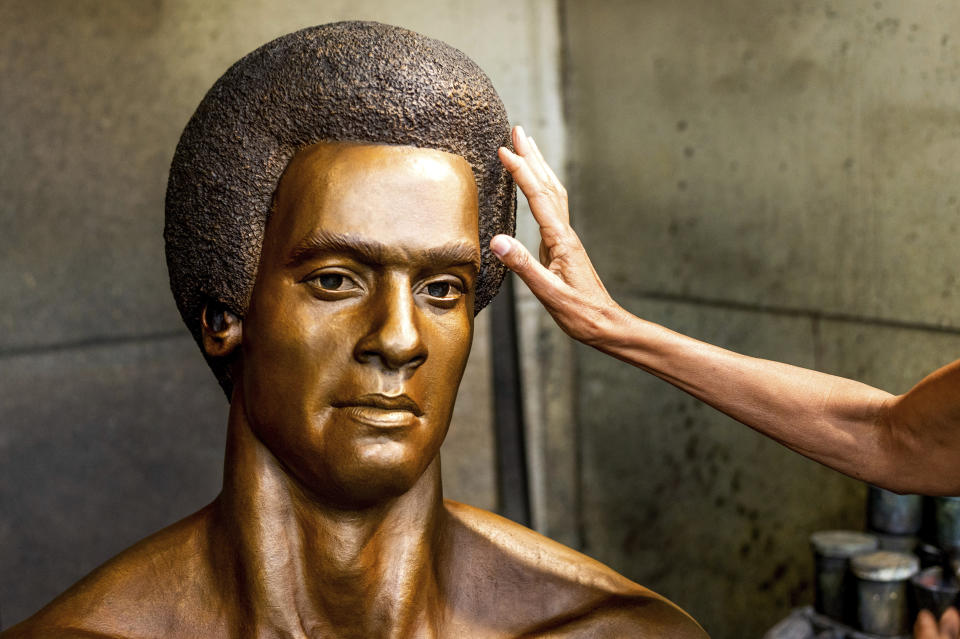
[317,274,345,290]
[303,270,359,295]
[427,282,451,298]
[421,277,463,304]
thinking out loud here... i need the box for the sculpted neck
[213,391,445,639]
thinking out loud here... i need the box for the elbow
[876,397,960,496]
[867,396,922,494]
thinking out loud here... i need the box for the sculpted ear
[201,301,242,357]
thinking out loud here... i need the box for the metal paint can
[868,486,922,535]
[910,566,960,620]
[810,530,879,624]
[874,532,918,554]
[851,551,919,636]
[934,496,960,553]
[917,543,949,570]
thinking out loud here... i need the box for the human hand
[916,608,960,639]
[491,126,623,346]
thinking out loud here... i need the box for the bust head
[214,140,481,505]
[164,21,516,396]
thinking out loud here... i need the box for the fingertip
[942,607,960,634]
[917,609,937,632]
[490,234,513,259]
[513,125,530,155]
[498,147,520,172]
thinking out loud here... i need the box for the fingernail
[516,125,526,140]
[490,235,511,258]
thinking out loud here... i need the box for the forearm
[593,307,912,489]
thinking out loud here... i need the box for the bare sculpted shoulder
[1,505,229,639]
[440,500,708,638]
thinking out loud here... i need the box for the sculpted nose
[354,280,427,371]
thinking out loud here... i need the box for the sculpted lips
[332,394,423,429]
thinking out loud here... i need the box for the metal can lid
[810,530,878,558]
[851,551,919,582]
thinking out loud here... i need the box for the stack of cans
[808,486,960,636]
[810,530,878,626]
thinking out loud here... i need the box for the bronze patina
[3,22,705,639]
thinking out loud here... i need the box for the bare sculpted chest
[2,503,705,639]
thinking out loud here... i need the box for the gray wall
[563,1,960,637]
[0,0,562,627]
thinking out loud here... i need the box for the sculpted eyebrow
[427,242,482,273]
[286,230,481,272]
[286,231,386,267]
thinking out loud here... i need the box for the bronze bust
[3,22,705,638]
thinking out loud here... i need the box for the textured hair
[164,21,515,395]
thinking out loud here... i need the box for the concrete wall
[0,0,563,627]
[562,1,960,637]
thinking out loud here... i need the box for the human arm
[491,125,960,496]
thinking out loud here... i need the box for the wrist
[579,300,629,350]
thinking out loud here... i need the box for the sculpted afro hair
[164,21,515,396]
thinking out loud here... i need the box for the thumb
[490,235,563,302]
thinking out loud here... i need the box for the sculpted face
[238,142,480,507]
